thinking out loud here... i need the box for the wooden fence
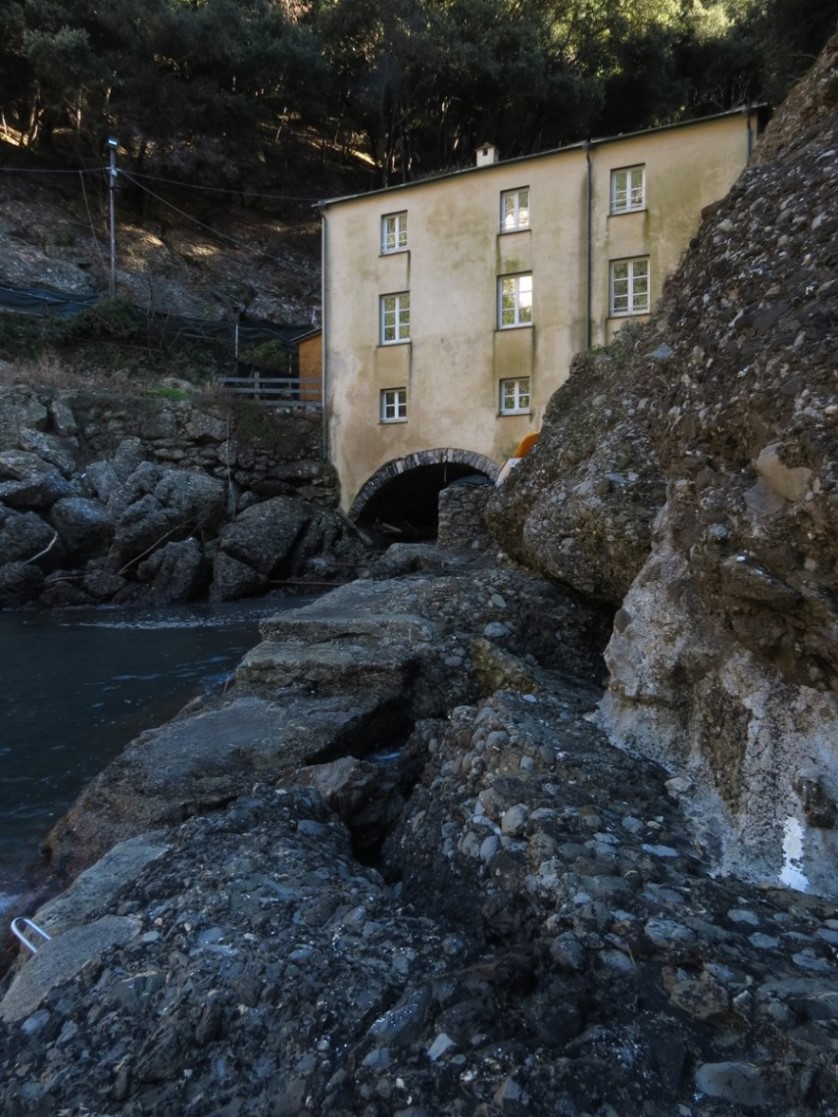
[220,375,322,410]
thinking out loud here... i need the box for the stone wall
[437,482,493,551]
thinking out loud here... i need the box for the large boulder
[81,556,131,602]
[18,427,77,476]
[0,507,58,565]
[0,560,44,605]
[110,464,227,563]
[488,33,838,895]
[209,550,270,601]
[136,537,210,603]
[0,386,48,450]
[0,450,72,507]
[216,494,313,578]
[49,497,112,561]
[486,328,666,603]
[82,459,120,503]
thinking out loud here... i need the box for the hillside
[2,0,836,359]
[0,131,367,337]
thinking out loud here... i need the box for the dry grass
[0,351,233,413]
[1,349,146,392]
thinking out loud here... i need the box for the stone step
[236,639,416,697]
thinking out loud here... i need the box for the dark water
[0,595,312,913]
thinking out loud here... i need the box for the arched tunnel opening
[356,462,493,541]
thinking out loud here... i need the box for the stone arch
[350,448,499,524]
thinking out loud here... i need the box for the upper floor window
[381,211,408,253]
[610,257,649,316]
[499,377,531,415]
[380,292,410,344]
[610,166,645,214]
[380,387,407,422]
[501,188,530,232]
[498,273,533,328]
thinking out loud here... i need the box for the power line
[0,162,320,201]
[126,170,320,202]
[119,171,285,261]
[1,158,320,272]
[78,170,107,273]
[0,165,104,175]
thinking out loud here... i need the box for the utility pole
[106,137,119,297]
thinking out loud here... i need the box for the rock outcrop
[41,551,610,881]
[0,383,370,606]
[488,34,838,895]
[3,552,838,1116]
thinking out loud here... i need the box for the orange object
[514,433,539,458]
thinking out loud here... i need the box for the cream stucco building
[320,108,765,521]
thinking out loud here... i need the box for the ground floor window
[610,257,650,316]
[380,387,407,422]
[499,377,531,414]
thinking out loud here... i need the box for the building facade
[320,109,764,516]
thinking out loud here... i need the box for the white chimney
[476,142,499,167]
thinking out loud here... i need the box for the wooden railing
[220,375,322,410]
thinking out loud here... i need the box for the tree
[1,0,836,185]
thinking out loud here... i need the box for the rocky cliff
[488,33,838,896]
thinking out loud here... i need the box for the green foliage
[49,297,143,344]
[242,340,292,371]
[145,384,191,400]
[0,312,42,362]
[0,0,836,179]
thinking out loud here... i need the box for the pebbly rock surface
[487,34,838,896]
[0,382,370,607]
[2,551,838,1116]
[41,548,611,883]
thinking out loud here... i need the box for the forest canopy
[1,0,836,185]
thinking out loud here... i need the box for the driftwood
[25,531,58,564]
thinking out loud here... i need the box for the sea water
[0,594,313,912]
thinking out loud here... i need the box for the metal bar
[11,917,51,955]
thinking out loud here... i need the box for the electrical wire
[126,170,320,202]
[0,162,320,201]
[0,160,321,263]
[78,170,108,272]
[119,170,283,260]
[0,165,105,175]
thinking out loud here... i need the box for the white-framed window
[380,387,407,422]
[610,166,645,214]
[498,273,533,328]
[499,377,531,415]
[381,211,408,253]
[501,188,530,232]
[380,292,410,344]
[610,257,650,316]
